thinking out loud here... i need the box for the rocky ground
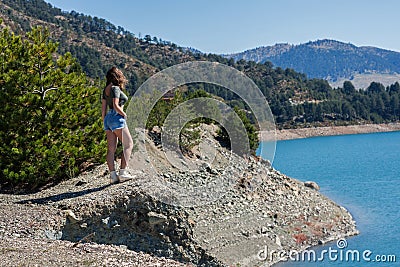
[0,125,359,266]
[0,165,191,267]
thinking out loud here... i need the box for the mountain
[226,39,400,88]
[1,0,400,131]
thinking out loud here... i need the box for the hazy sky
[44,0,400,54]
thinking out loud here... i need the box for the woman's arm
[113,98,127,118]
[101,99,107,121]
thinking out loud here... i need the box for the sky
[44,0,400,54]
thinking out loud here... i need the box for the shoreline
[268,123,398,265]
[267,122,400,141]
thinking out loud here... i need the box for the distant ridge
[225,39,400,88]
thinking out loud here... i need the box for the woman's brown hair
[106,67,128,89]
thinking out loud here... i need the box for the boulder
[304,181,320,191]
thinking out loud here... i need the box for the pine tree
[0,26,106,190]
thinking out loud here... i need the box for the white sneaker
[118,169,135,182]
[110,170,119,184]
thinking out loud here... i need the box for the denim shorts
[103,109,126,131]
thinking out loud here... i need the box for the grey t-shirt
[102,85,128,110]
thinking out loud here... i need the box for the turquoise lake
[258,131,400,266]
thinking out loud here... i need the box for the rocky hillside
[226,39,400,88]
[0,126,358,266]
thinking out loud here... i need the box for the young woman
[102,67,134,184]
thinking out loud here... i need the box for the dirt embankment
[0,126,359,266]
[271,123,400,141]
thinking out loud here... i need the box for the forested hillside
[1,0,400,129]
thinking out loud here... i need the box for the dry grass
[330,73,400,89]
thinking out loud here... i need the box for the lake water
[258,131,400,266]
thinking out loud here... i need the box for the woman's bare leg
[106,130,118,171]
[114,127,133,169]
